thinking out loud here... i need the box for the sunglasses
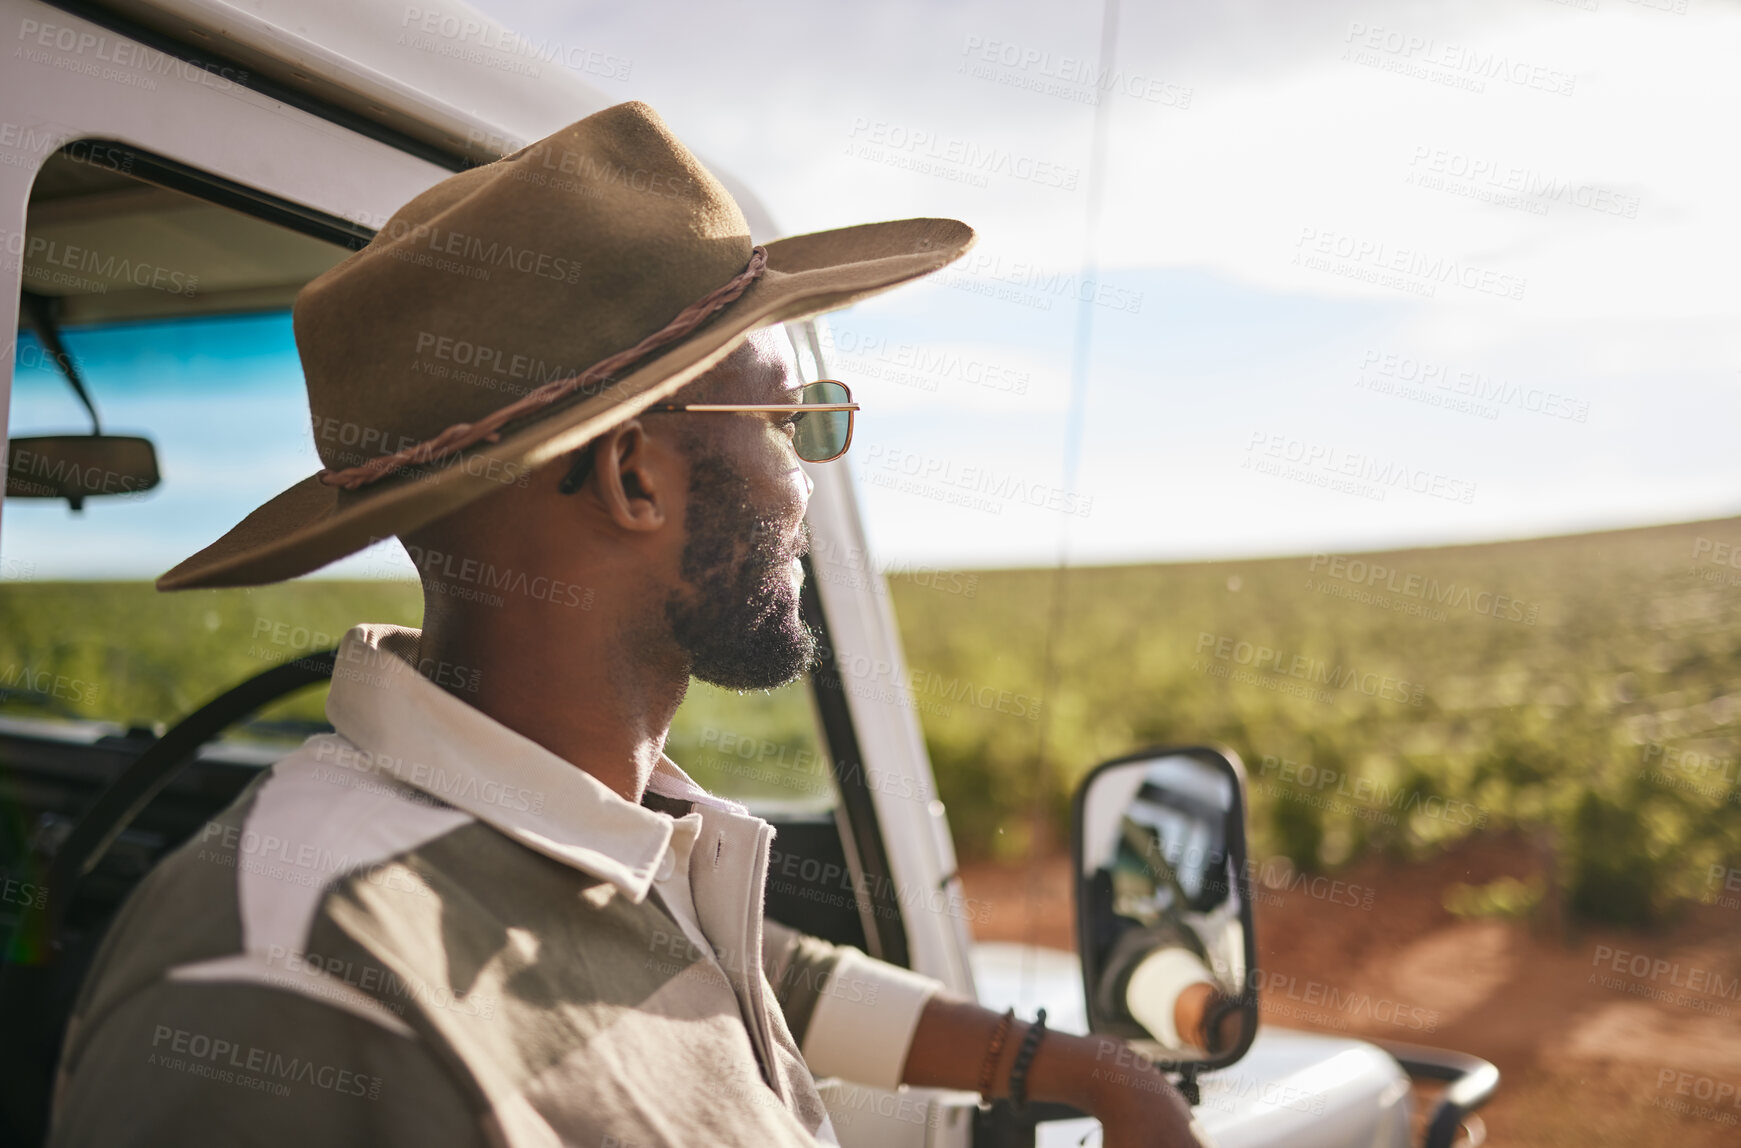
[644,379,859,463]
[557,380,859,494]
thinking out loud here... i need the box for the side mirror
[1073,745,1258,1075]
[5,435,160,510]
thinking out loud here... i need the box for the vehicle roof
[83,0,781,236]
[93,0,600,162]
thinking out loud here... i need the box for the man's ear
[588,420,671,533]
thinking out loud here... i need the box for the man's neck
[413,600,689,804]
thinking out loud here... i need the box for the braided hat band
[318,245,770,492]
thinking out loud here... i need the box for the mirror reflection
[1080,753,1252,1063]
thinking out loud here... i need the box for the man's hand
[1083,1044,1205,1148]
[901,995,1209,1146]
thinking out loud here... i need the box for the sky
[4,0,1739,577]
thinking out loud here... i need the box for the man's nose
[791,463,815,504]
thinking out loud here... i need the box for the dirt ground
[958,835,1741,1147]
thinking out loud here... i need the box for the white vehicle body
[0,2,1414,1144]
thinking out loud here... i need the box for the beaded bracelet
[1008,1008,1049,1111]
[977,1008,1016,1098]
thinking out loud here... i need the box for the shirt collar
[322,623,745,903]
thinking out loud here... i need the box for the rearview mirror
[5,435,160,510]
[1073,745,1258,1075]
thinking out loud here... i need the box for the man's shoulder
[66,737,479,1032]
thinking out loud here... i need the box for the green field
[886,515,1741,926]
[3,514,1738,926]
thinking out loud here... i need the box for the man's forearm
[898,993,1208,1147]
[899,993,1104,1108]
[899,986,1240,1098]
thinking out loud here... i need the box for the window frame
[0,3,968,988]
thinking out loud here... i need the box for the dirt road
[958,835,1741,1146]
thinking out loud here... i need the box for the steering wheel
[0,649,337,1146]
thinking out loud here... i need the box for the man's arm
[902,994,1208,1148]
[763,919,941,1091]
[764,922,1210,1146]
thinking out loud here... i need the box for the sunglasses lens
[793,381,851,462]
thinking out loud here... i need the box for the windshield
[0,146,830,811]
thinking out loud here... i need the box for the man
[50,102,1204,1146]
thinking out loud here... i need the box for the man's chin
[689,626,817,691]
[676,583,818,691]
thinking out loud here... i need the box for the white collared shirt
[323,622,939,1093]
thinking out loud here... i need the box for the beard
[665,453,819,690]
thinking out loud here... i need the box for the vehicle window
[3,147,355,743]
[665,681,833,813]
[0,144,833,812]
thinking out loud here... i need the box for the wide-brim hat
[157,101,973,590]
